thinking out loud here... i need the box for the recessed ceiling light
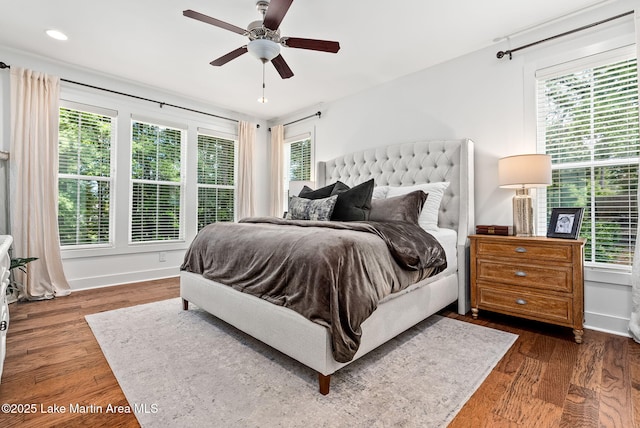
[45,29,68,41]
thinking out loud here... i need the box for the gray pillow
[286,195,338,221]
[369,190,428,224]
[329,179,374,221]
[299,181,349,199]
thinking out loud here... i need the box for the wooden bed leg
[182,298,189,310]
[318,373,330,395]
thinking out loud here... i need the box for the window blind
[58,105,114,246]
[536,49,639,267]
[197,133,236,230]
[130,120,183,242]
[288,138,312,181]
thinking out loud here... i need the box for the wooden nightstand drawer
[475,240,573,262]
[470,235,585,343]
[477,284,573,325]
[476,260,572,292]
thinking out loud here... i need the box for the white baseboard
[68,266,180,291]
[584,310,630,338]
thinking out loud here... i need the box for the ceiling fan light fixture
[247,39,280,63]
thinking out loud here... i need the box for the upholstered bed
[180,138,475,394]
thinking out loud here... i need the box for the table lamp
[498,154,552,236]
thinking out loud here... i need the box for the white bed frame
[181,138,475,394]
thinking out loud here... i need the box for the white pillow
[386,182,450,230]
[372,186,389,199]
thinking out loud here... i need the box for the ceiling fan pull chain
[259,62,268,104]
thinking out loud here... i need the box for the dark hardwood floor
[0,277,637,427]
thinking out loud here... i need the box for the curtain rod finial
[0,62,10,69]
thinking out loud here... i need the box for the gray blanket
[180,217,446,362]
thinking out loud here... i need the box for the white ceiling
[0,0,612,120]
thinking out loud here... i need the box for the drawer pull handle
[515,271,527,277]
[515,247,527,253]
[515,298,527,305]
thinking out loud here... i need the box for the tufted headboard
[317,139,475,314]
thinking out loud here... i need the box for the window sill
[584,265,631,287]
[61,241,188,259]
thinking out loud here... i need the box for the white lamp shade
[289,180,315,196]
[498,154,552,188]
[247,39,281,62]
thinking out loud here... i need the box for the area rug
[86,298,517,427]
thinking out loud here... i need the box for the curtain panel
[237,120,256,219]
[10,67,70,300]
[269,125,284,217]
[629,9,640,342]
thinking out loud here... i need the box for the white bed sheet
[379,227,457,305]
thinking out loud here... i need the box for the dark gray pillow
[286,195,338,221]
[299,181,349,199]
[330,179,374,221]
[369,190,428,224]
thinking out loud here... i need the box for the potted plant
[7,257,37,303]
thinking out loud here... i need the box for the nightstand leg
[573,329,584,344]
[471,308,479,319]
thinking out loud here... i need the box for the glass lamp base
[513,189,534,237]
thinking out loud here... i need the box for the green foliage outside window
[289,138,311,181]
[58,107,112,246]
[541,57,639,266]
[197,134,235,230]
[131,121,182,242]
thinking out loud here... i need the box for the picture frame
[547,207,585,239]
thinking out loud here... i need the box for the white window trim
[58,100,117,249]
[128,118,186,245]
[533,44,638,280]
[283,131,314,205]
[196,129,239,228]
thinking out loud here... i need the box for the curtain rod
[496,10,634,60]
[0,61,259,127]
[269,111,321,132]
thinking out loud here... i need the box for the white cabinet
[0,235,12,383]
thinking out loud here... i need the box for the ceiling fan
[183,0,340,80]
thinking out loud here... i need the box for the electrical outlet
[159,252,166,262]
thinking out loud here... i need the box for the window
[288,137,312,181]
[58,102,115,247]
[130,119,184,242]
[536,48,639,267]
[197,132,236,230]
[283,136,312,211]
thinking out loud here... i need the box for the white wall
[0,47,271,290]
[271,0,636,336]
[0,1,635,335]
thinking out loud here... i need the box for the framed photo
[547,207,584,239]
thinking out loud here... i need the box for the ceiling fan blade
[283,37,340,53]
[263,0,293,30]
[183,9,246,35]
[272,55,294,79]
[210,46,248,66]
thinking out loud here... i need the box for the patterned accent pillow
[286,195,339,221]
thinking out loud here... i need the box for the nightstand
[469,234,586,343]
